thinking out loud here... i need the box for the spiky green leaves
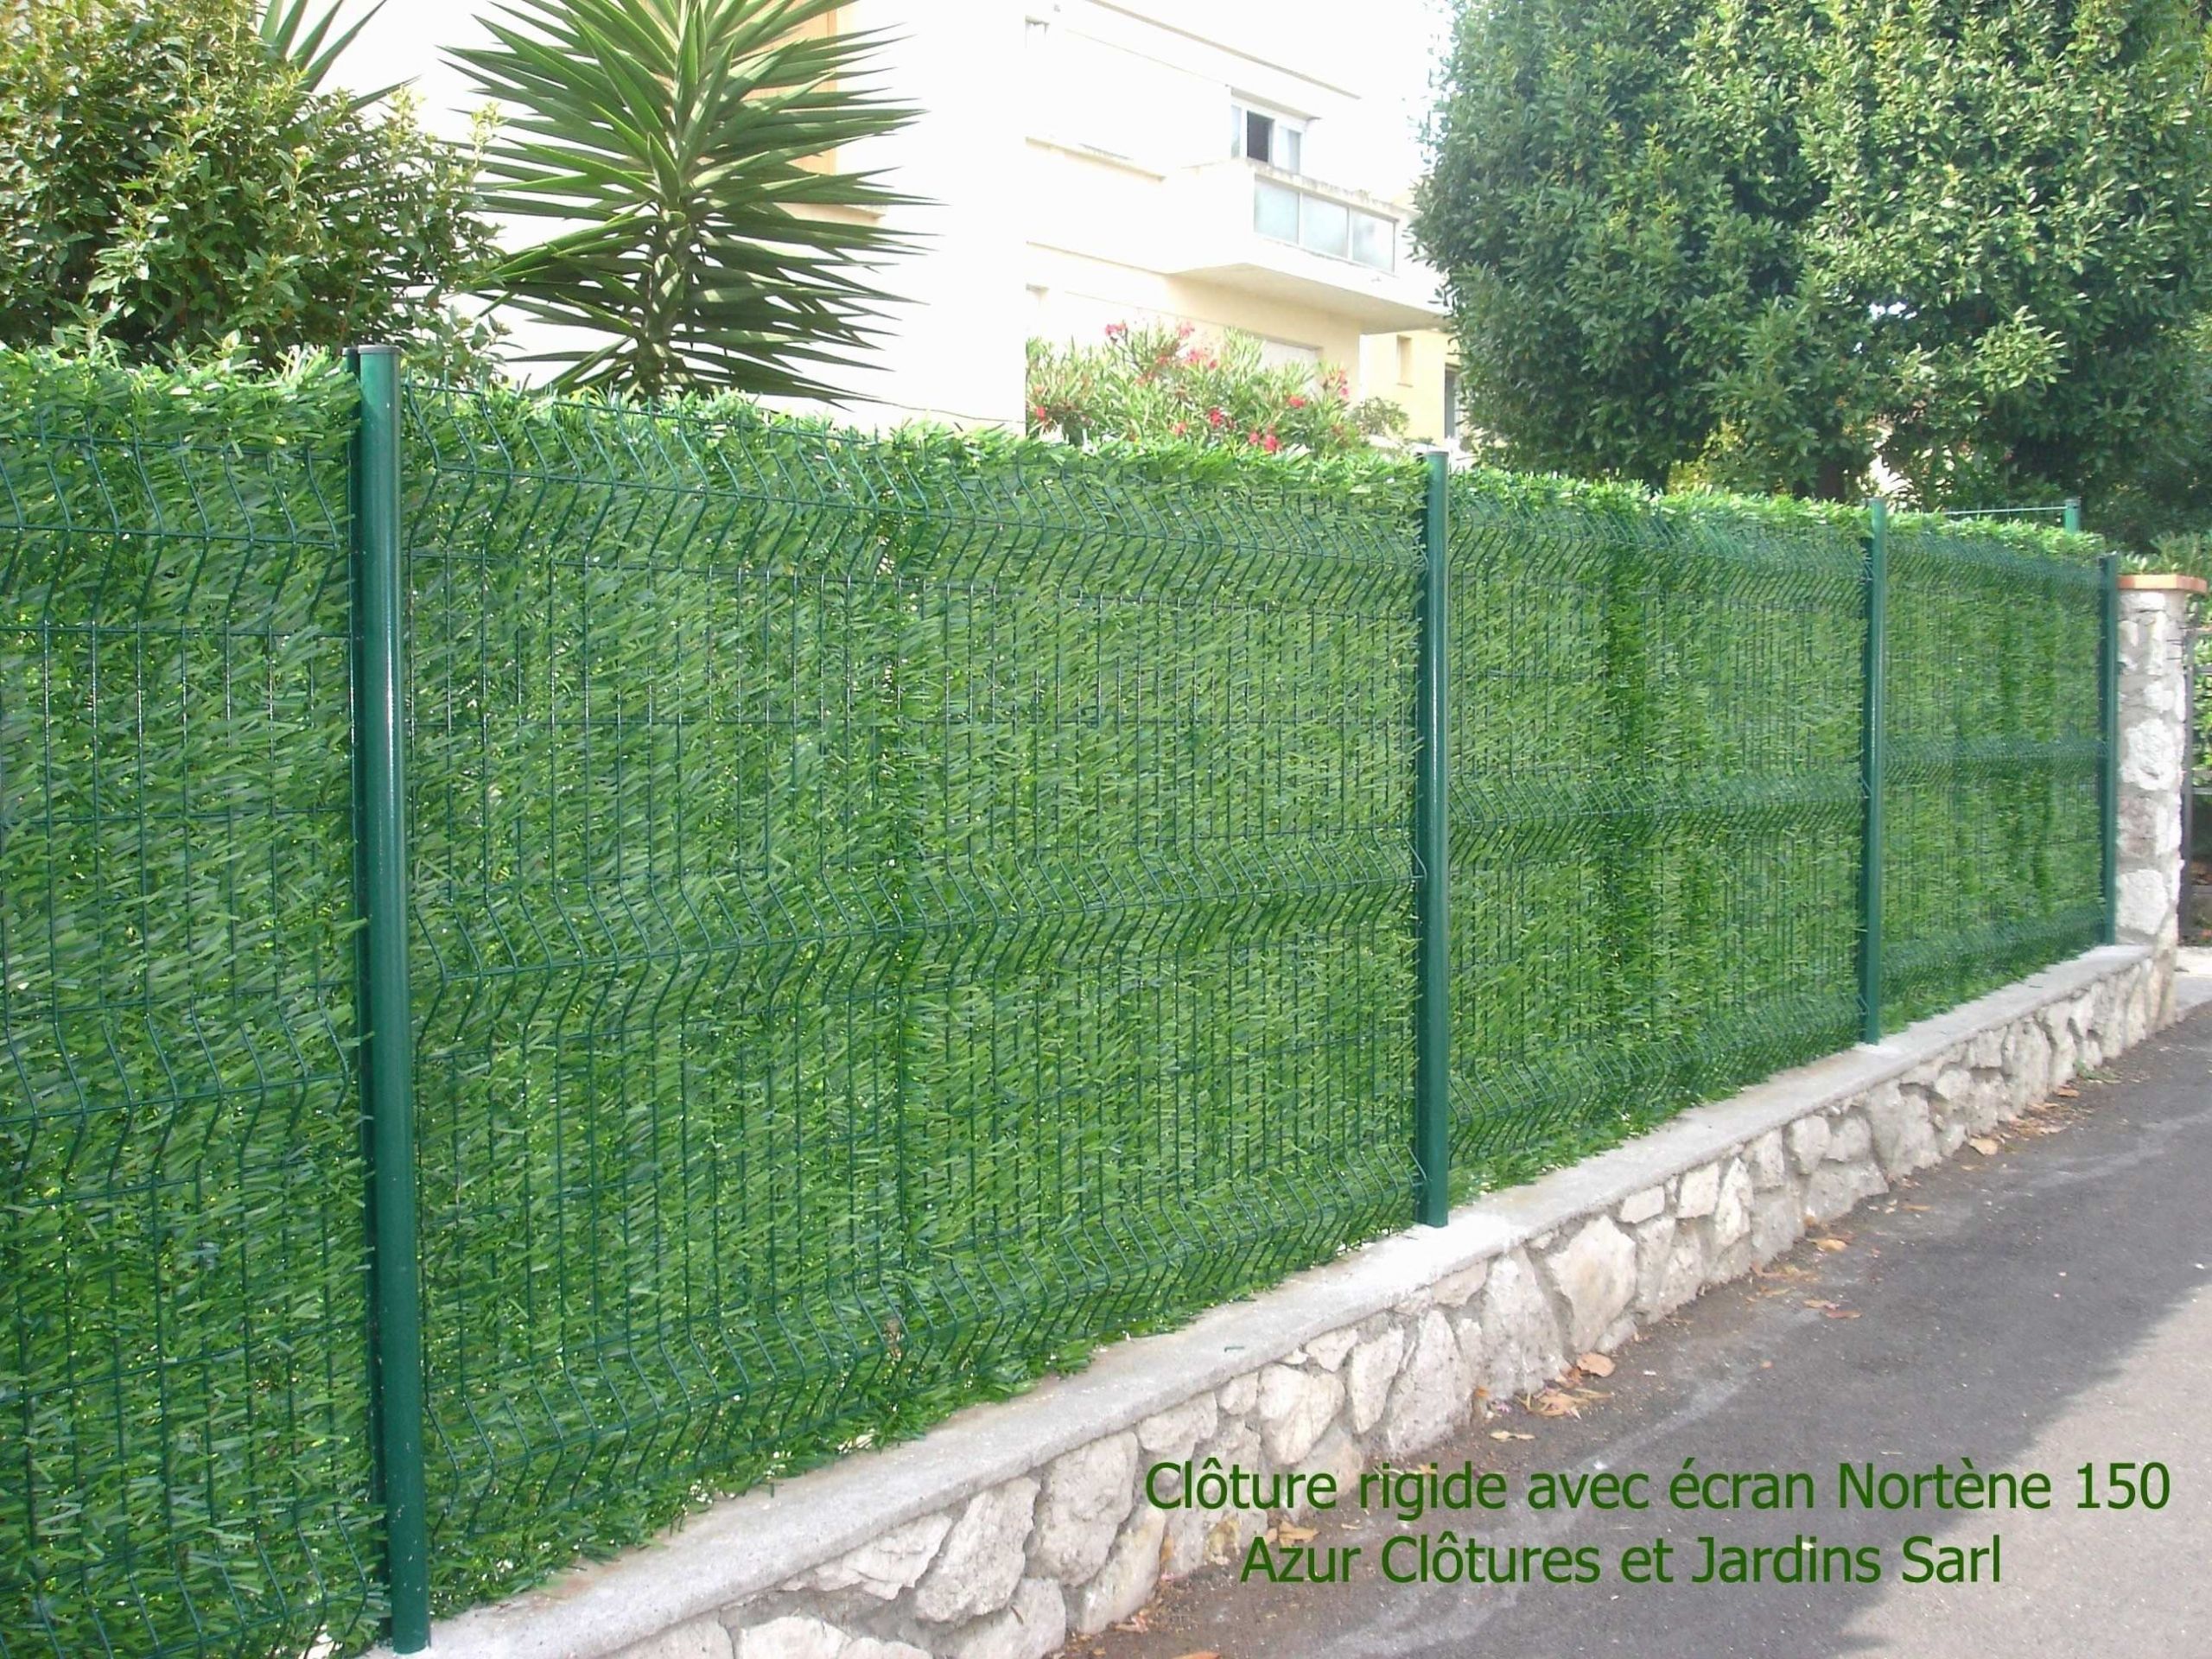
[454,0,919,398]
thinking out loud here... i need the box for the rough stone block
[730,1618,842,1659]
[1786,1115,1830,1174]
[1031,1433,1138,1583]
[1217,1373,1258,1416]
[1618,1185,1666,1226]
[1256,1364,1344,1466]
[1136,1395,1217,1456]
[1288,1426,1366,1514]
[1477,1252,1564,1397]
[914,1480,1039,1624]
[1750,1186,1802,1263]
[1711,1160,1753,1250]
[1069,1508,1164,1636]
[1745,1129,1789,1191]
[1381,1309,1472,1460]
[1675,1163,1721,1218]
[1347,1325,1407,1433]
[1546,1217,1637,1353]
[798,1513,952,1599]
[1802,1158,1886,1225]
[949,1578,1065,1659]
[1863,1086,1936,1178]
[1305,1327,1360,1371]
[1823,1115,1872,1164]
[1428,1260,1491,1310]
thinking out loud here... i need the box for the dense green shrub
[0,0,494,365]
[1416,0,2212,509]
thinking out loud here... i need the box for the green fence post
[2064,497,2082,535]
[347,345,429,1652]
[1858,497,1889,1043]
[1414,448,1452,1227]
[2101,550,2120,945]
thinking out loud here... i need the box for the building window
[1258,337,1323,370]
[1395,334,1414,384]
[1231,101,1304,173]
[1252,179,1396,271]
[1443,364,1461,442]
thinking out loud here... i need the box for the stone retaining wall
[389,583,2194,1659]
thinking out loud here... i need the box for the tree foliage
[1026,321,1375,455]
[0,0,495,365]
[1415,0,2212,508]
[453,0,918,399]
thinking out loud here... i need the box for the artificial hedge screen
[0,353,2107,1655]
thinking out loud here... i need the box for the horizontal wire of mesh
[398,386,1424,1608]
[1879,525,2105,1025]
[0,385,380,1657]
[1444,486,1866,1189]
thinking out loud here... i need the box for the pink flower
[1287,394,1307,409]
[1031,404,1049,422]
[1176,321,1195,339]
[1207,407,1227,427]
[1104,321,1127,338]
[1173,421,1188,435]
[1261,429,1281,453]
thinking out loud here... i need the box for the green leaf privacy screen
[0,365,381,1657]
[0,355,2117,1656]
[396,387,1423,1608]
[1877,519,2107,1026]
[1441,482,1868,1186]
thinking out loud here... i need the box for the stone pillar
[2114,575,2201,991]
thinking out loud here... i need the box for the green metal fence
[1440,483,1868,1184]
[0,355,2116,1657]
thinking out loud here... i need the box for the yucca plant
[453,0,918,398]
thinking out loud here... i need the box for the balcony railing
[1252,175,1396,271]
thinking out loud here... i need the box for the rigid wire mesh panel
[1444,482,1865,1187]
[0,371,379,1657]
[400,386,1422,1607]
[1880,521,2104,1024]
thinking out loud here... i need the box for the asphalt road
[1079,987,2212,1659]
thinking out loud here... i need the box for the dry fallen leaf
[1529,1389,1581,1417]
[1171,1652,1221,1659]
[1577,1351,1616,1377]
[2053,1084,2081,1098]
[1802,1298,1840,1311]
[1489,1428,1535,1441]
[1814,1237,1849,1253]
[1969,1135,2000,1155]
[1823,1308,1862,1320]
[1278,1523,1318,1545]
[1901,1203,1933,1211]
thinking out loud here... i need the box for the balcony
[1156,159,1444,331]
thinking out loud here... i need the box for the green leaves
[452,0,919,398]
[0,0,495,367]
[1416,0,2212,516]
